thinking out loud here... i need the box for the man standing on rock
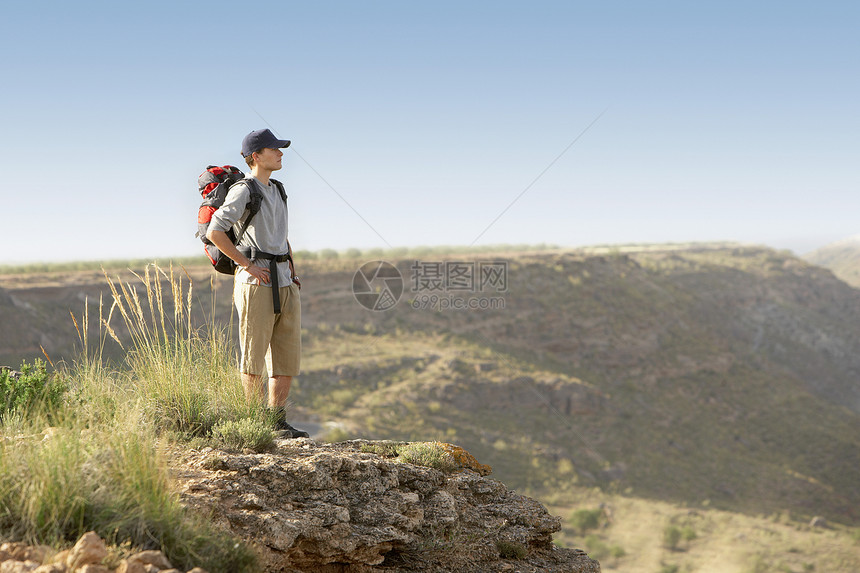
[206,128,308,438]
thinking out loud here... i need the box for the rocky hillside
[295,245,860,525]
[804,234,860,287]
[2,244,860,529]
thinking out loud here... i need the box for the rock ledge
[174,439,600,573]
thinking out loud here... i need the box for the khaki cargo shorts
[233,282,301,377]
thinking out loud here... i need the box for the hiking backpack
[196,165,290,275]
[196,165,257,274]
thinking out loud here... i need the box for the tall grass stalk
[101,263,263,435]
[68,293,128,424]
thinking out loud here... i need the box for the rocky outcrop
[173,439,600,573]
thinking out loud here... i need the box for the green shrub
[661,523,696,552]
[0,360,66,420]
[569,508,602,534]
[681,526,697,542]
[663,525,682,550]
[211,418,274,452]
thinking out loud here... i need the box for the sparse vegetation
[395,442,459,472]
[0,410,258,572]
[0,264,263,572]
[681,526,697,542]
[496,539,528,559]
[0,244,560,276]
[360,441,403,457]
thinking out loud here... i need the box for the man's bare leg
[268,375,292,408]
[241,373,267,404]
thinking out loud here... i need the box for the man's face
[254,147,283,171]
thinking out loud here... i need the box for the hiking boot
[274,418,310,439]
[269,406,310,438]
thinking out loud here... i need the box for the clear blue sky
[2,1,858,263]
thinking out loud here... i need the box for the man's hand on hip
[245,264,270,285]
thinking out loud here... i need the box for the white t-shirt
[209,176,293,287]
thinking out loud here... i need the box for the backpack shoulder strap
[229,178,263,212]
[231,178,264,244]
[271,178,288,203]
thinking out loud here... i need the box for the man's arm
[206,228,271,285]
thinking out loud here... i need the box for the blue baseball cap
[241,128,291,157]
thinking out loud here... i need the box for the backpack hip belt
[238,247,293,314]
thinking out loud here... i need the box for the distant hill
[293,245,860,527]
[2,245,860,534]
[804,234,860,287]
